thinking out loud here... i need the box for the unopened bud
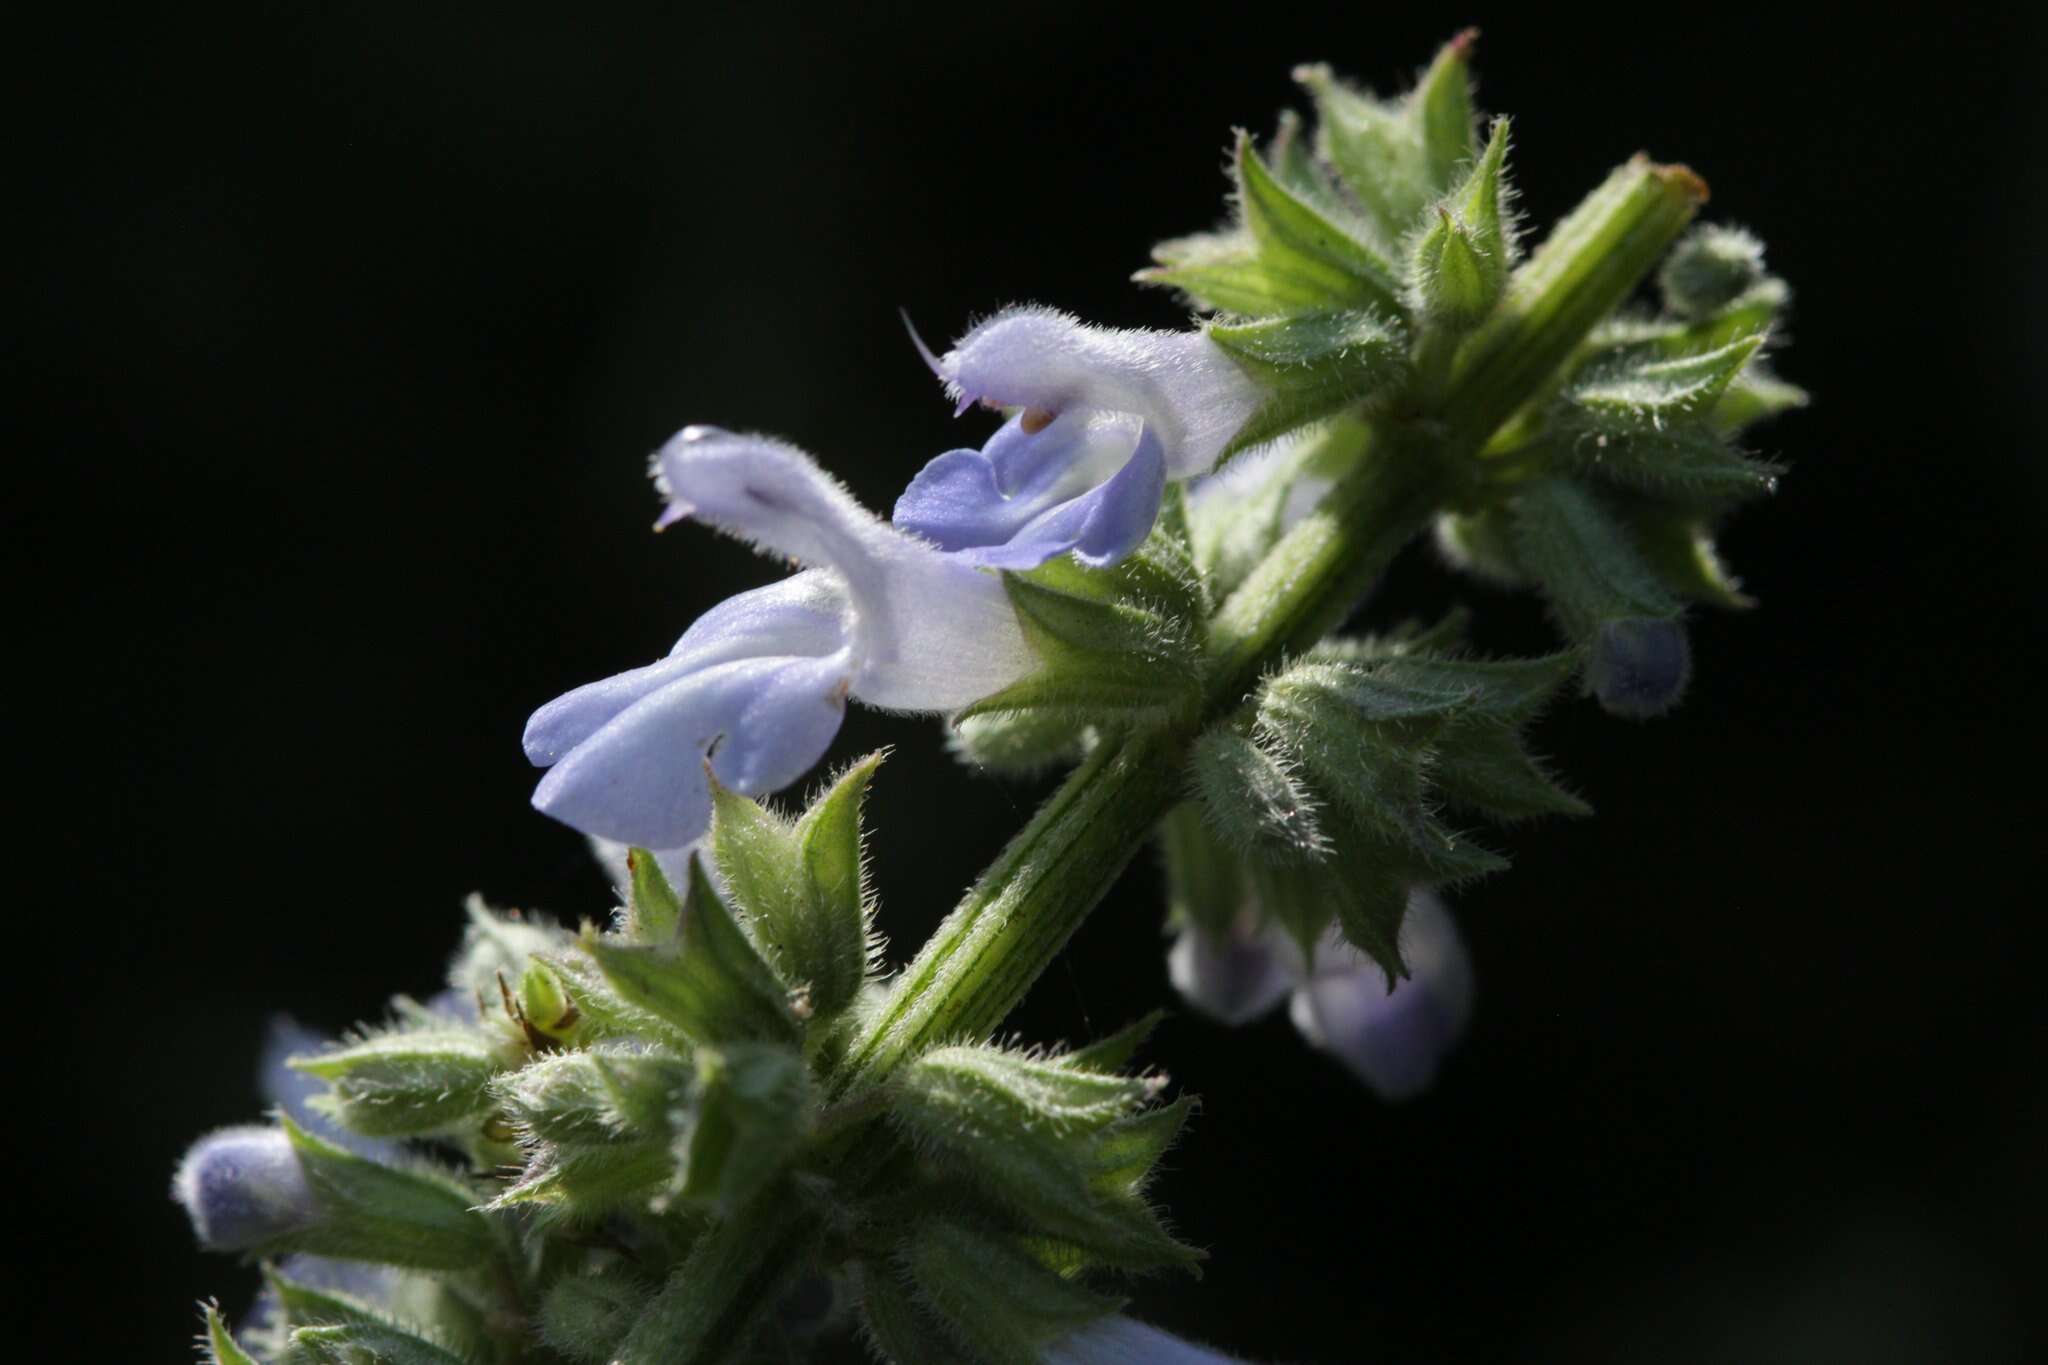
[1658,224,1766,319]
[1167,917,1299,1026]
[172,1125,313,1251]
[1588,616,1691,717]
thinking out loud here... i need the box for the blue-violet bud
[1587,616,1691,718]
[172,1125,315,1251]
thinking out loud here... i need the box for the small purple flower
[1043,1315,1250,1364]
[1587,616,1691,718]
[1166,890,1475,1101]
[526,427,1035,852]
[172,1125,315,1252]
[1289,891,1475,1101]
[895,307,1263,570]
[1167,910,1303,1027]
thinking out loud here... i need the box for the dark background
[18,6,2043,1361]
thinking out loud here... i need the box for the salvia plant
[177,33,1803,1364]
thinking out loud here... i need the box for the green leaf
[898,1217,1123,1365]
[273,1114,496,1271]
[674,1042,813,1215]
[624,846,685,943]
[1509,477,1681,640]
[1208,310,1408,458]
[1157,802,1245,936]
[905,1044,1159,1133]
[1189,728,1330,862]
[1326,858,1413,986]
[291,1030,506,1138]
[1235,127,1402,310]
[291,1321,470,1365]
[583,856,799,1048]
[198,1303,261,1365]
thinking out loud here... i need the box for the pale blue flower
[1588,617,1691,717]
[172,1125,314,1251]
[894,307,1262,569]
[1168,891,1475,1101]
[526,427,1035,851]
[1288,891,1475,1101]
[1044,1315,1251,1364]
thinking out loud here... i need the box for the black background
[18,6,2044,1361]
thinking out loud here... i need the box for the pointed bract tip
[1449,26,1480,57]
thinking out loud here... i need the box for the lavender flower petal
[172,1126,315,1252]
[1166,915,1301,1027]
[1289,892,1475,1101]
[1044,1315,1251,1364]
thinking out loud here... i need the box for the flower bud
[1166,918,1299,1027]
[1658,224,1767,319]
[1588,616,1691,718]
[172,1125,314,1251]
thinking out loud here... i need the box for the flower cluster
[523,311,1260,864]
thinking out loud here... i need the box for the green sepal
[674,1042,813,1216]
[897,1217,1123,1365]
[958,531,1205,729]
[583,855,799,1048]
[1711,361,1808,436]
[291,1030,507,1139]
[860,1261,967,1365]
[1342,649,1580,724]
[1244,856,1335,960]
[1059,1010,1168,1075]
[888,1049,1197,1272]
[1189,727,1330,862]
[493,1140,674,1220]
[1326,857,1413,986]
[272,1114,496,1271]
[947,707,1096,775]
[1413,29,1481,192]
[492,1043,688,1147]
[1157,802,1244,936]
[264,1265,404,1333]
[1508,477,1682,640]
[709,754,882,1025]
[1295,64,1432,245]
[1431,717,1592,821]
[540,1270,657,1365]
[528,949,670,1043]
[1137,233,1348,318]
[447,900,570,1010]
[1085,1094,1195,1196]
[624,846,685,943]
[290,1321,470,1365]
[1435,505,1530,585]
[1252,663,1440,840]
[1410,117,1513,333]
[1207,310,1408,460]
[1224,126,1403,313]
[198,1302,262,1365]
[1622,502,1755,608]
[1266,107,1322,197]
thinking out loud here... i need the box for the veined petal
[531,651,852,850]
[895,415,1166,570]
[653,427,1035,706]
[523,574,849,767]
[938,306,1263,477]
[1289,891,1474,1101]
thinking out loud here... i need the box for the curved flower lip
[928,305,1264,479]
[894,415,1166,570]
[527,427,1038,852]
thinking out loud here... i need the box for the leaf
[291,1321,471,1365]
[624,846,685,943]
[1508,477,1681,640]
[197,1303,261,1365]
